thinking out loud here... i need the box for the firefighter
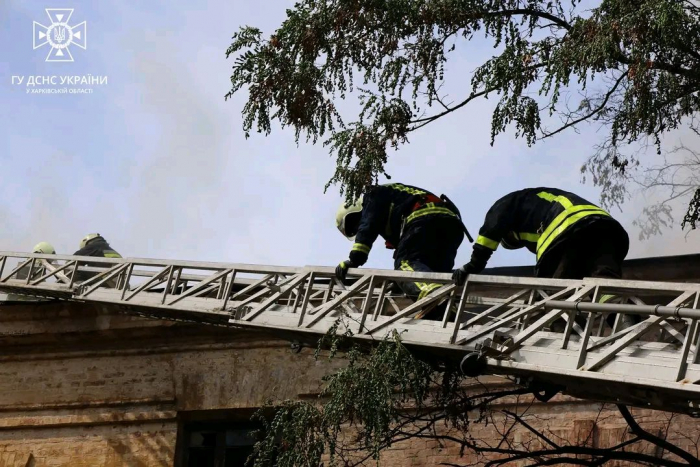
[6,242,56,302]
[452,187,635,329]
[18,241,56,280]
[73,234,123,287]
[32,242,56,256]
[335,183,467,320]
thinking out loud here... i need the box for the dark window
[180,420,273,467]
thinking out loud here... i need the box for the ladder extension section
[1,251,700,415]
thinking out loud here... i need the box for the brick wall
[0,301,697,466]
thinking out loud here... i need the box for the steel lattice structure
[1,251,700,415]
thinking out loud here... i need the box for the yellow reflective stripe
[389,183,426,195]
[536,207,610,259]
[400,261,442,299]
[599,294,618,304]
[351,243,371,254]
[518,232,540,243]
[418,283,442,299]
[104,252,122,258]
[537,191,573,209]
[539,205,606,248]
[476,235,499,250]
[405,206,457,224]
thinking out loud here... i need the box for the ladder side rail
[576,286,600,367]
[585,276,700,294]
[537,289,587,337]
[676,292,700,381]
[168,269,233,306]
[628,296,686,344]
[0,258,33,283]
[78,263,131,297]
[457,286,579,346]
[297,272,317,326]
[30,259,75,285]
[305,275,372,328]
[123,265,172,302]
[364,284,457,335]
[244,272,311,322]
[578,291,696,372]
[506,285,596,351]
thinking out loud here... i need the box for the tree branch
[617,404,699,465]
[483,8,573,31]
[502,409,560,449]
[541,70,629,139]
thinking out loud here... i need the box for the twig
[617,404,700,465]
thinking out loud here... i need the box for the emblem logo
[33,9,87,62]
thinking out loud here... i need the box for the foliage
[247,320,700,466]
[227,0,700,227]
[248,328,438,466]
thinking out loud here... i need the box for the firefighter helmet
[79,233,102,249]
[335,196,364,240]
[33,242,55,255]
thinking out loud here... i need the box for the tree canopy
[226,0,700,229]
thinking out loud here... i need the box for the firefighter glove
[452,262,478,286]
[335,259,356,284]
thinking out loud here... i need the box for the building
[0,254,699,466]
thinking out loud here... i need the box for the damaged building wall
[1,257,700,467]
[0,302,339,466]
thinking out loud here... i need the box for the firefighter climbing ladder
[2,251,700,416]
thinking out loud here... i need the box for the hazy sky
[0,0,697,273]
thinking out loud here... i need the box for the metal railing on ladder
[1,251,699,415]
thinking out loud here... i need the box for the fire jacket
[74,238,122,259]
[349,183,461,266]
[73,238,122,285]
[469,187,625,271]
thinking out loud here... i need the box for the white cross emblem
[33,8,87,62]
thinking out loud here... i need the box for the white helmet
[80,233,102,249]
[33,241,55,254]
[335,196,364,240]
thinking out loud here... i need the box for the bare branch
[541,71,629,140]
[617,404,700,465]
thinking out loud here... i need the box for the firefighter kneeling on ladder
[452,187,637,330]
[73,234,124,288]
[335,183,472,321]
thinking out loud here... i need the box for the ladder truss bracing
[1,251,700,415]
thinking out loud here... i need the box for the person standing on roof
[73,234,123,287]
[335,183,469,320]
[451,187,634,328]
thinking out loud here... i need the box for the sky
[0,0,697,274]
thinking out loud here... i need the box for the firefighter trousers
[393,215,464,320]
[537,220,636,328]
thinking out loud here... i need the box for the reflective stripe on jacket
[350,183,459,265]
[471,188,620,270]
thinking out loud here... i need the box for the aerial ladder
[1,251,700,416]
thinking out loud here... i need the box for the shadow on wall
[105,425,175,467]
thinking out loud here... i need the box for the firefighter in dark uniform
[452,187,635,328]
[73,234,123,287]
[335,183,468,320]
